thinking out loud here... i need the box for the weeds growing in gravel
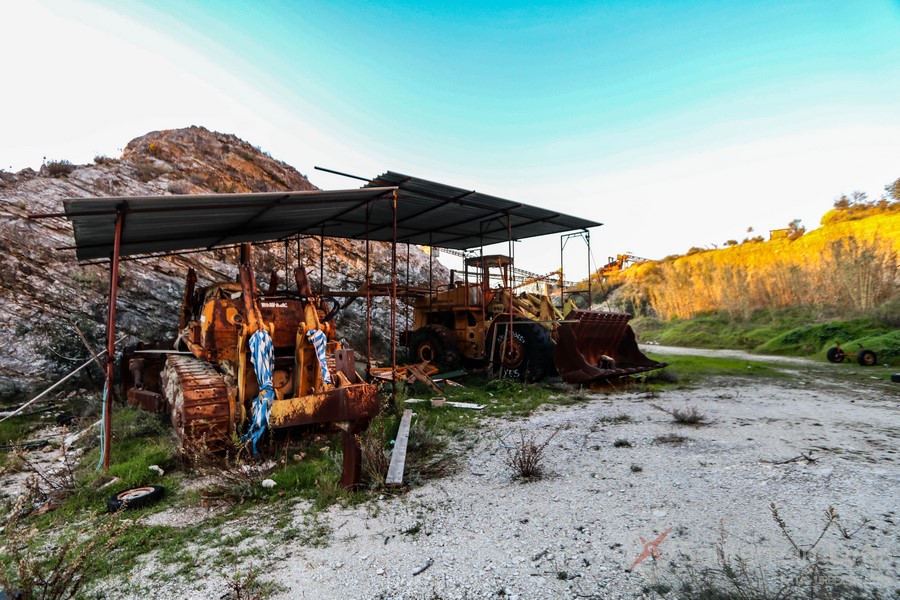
[502,427,560,481]
[648,505,881,599]
[653,433,689,445]
[652,403,708,425]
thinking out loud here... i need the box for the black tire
[857,350,877,367]
[409,325,461,370]
[891,373,900,383]
[107,486,164,512]
[492,320,554,383]
[826,347,845,363]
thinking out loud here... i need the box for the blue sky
[4,0,899,274]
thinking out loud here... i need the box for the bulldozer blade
[554,310,667,383]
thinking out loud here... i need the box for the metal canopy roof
[60,171,602,261]
[364,171,601,250]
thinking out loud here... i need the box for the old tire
[493,320,554,383]
[409,325,461,370]
[857,350,877,367]
[826,347,845,363]
[107,486,164,512]
[891,373,900,383]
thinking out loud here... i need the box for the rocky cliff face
[0,126,446,397]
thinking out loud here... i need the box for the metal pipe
[103,207,124,470]
[313,165,373,182]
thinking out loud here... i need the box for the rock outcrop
[0,126,446,397]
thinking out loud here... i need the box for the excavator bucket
[554,310,667,383]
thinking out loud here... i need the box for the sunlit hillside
[603,196,899,321]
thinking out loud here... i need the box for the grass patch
[650,354,785,381]
[757,317,894,360]
[634,308,899,366]
[598,413,633,425]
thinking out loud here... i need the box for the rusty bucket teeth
[162,355,234,452]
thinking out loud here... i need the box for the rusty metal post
[365,206,371,376]
[404,242,410,336]
[390,190,398,399]
[585,229,591,308]
[319,227,325,295]
[559,235,565,305]
[102,207,124,469]
[503,213,514,378]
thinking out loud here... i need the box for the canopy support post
[390,190,398,401]
[319,227,325,295]
[365,205,371,377]
[102,207,124,470]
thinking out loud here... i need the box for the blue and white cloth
[241,329,274,454]
[306,329,332,385]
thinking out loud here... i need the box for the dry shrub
[222,564,275,600]
[358,419,391,487]
[652,403,707,426]
[0,497,128,600]
[44,160,75,178]
[650,506,876,599]
[671,405,707,425]
[17,450,79,513]
[503,427,560,481]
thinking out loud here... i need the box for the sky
[3,0,900,276]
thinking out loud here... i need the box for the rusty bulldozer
[404,254,666,383]
[122,245,379,488]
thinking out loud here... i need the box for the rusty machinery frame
[31,173,600,470]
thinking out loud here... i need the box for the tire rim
[417,343,436,363]
[117,487,155,501]
[499,336,525,368]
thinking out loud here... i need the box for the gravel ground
[106,355,899,600]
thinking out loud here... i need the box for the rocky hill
[0,126,446,398]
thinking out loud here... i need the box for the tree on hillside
[787,219,806,240]
[886,177,900,202]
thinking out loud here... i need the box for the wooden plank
[386,409,413,486]
[404,398,485,410]
[407,364,442,394]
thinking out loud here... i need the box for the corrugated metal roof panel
[60,172,602,261]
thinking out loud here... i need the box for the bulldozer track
[163,355,234,451]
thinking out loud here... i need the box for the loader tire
[826,347,845,363]
[857,350,877,366]
[493,320,554,383]
[409,325,461,370]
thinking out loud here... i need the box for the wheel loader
[122,245,379,488]
[404,254,666,383]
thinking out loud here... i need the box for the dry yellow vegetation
[610,211,900,320]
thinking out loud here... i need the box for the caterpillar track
[162,355,235,451]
